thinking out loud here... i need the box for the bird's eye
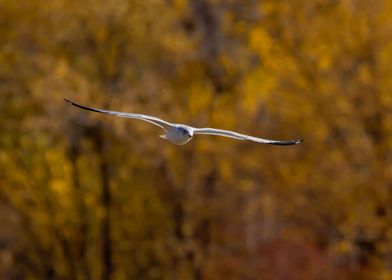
[179,127,187,135]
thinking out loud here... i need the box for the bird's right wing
[193,127,302,145]
[64,99,173,130]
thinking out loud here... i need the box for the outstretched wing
[64,99,173,130]
[193,127,302,145]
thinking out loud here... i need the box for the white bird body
[161,125,194,145]
[65,99,303,146]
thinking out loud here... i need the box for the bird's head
[177,126,193,139]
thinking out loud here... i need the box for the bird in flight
[64,99,303,146]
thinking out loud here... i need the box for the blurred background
[1,0,392,279]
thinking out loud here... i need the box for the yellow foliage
[0,0,392,279]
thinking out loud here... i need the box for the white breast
[166,127,192,145]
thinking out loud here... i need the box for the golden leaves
[1,0,392,278]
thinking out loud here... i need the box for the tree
[0,0,391,279]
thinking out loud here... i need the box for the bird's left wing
[193,127,303,145]
[64,99,173,130]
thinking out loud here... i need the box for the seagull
[64,99,303,146]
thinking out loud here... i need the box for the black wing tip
[290,138,303,145]
[64,98,97,113]
[64,98,74,105]
[64,98,83,109]
[270,138,303,145]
